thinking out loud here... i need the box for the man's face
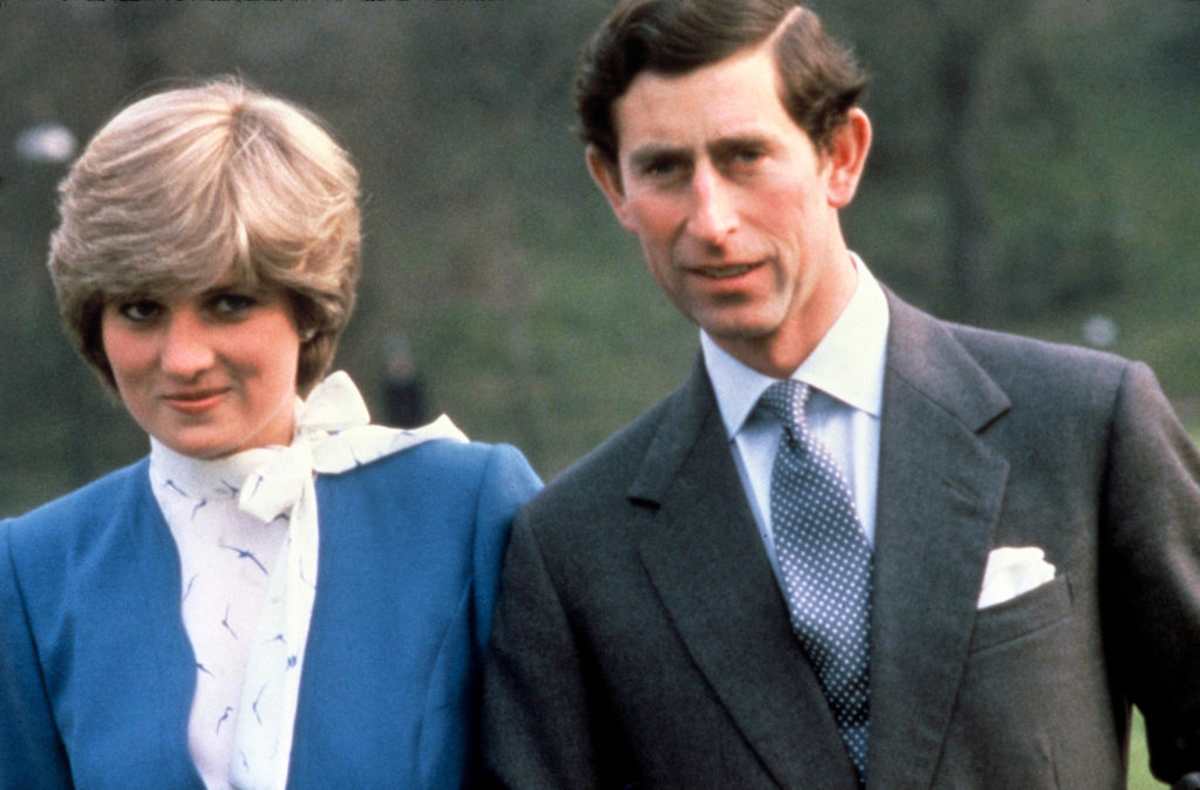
[590,42,868,375]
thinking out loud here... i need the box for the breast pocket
[968,572,1072,653]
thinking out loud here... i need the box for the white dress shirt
[700,254,890,581]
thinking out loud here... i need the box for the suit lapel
[866,294,1011,789]
[633,360,860,790]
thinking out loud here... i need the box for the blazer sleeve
[0,520,73,788]
[1101,362,1200,783]
[431,443,540,789]
[471,443,544,654]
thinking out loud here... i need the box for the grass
[1130,711,1165,788]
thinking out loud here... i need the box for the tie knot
[759,379,810,432]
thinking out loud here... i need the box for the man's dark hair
[576,0,868,164]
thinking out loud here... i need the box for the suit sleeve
[0,520,73,788]
[1101,362,1200,783]
[482,509,604,789]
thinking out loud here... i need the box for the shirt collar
[701,253,890,440]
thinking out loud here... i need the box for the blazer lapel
[866,294,1011,789]
[633,360,860,790]
[111,463,206,787]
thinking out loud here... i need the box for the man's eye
[643,158,686,179]
[731,147,765,166]
[117,300,162,322]
[210,293,257,315]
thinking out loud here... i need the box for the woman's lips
[162,389,228,414]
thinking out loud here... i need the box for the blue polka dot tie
[760,380,872,783]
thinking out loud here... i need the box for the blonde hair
[48,77,361,395]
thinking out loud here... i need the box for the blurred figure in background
[382,333,428,429]
[0,78,539,788]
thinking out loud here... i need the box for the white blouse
[148,372,466,789]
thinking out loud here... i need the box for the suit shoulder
[524,387,681,524]
[946,321,1132,398]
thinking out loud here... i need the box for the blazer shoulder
[3,460,149,557]
[339,439,540,503]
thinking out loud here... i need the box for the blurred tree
[0,0,1195,512]
[822,0,1129,322]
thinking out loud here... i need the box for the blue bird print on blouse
[252,682,269,725]
[216,706,234,735]
[218,539,269,575]
[182,574,198,602]
[221,604,238,640]
[191,498,208,520]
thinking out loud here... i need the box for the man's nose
[160,309,215,378]
[685,164,738,246]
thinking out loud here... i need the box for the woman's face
[101,278,302,459]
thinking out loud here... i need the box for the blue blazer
[1,440,541,789]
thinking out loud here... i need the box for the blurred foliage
[1,0,1197,515]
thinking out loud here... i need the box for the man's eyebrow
[628,145,691,171]
[709,133,772,157]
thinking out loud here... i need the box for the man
[483,1,1200,787]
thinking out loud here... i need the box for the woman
[0,79,541,789]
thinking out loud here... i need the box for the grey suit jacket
[483,293,1200,789]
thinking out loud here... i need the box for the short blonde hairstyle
[48,77,361,395]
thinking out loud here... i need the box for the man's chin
[696,315,776,343]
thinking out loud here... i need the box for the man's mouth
[691,261,761,279]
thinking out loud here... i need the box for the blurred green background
[2,0,1197,504]
[2,1,1195,784]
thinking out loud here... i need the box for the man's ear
[823,107,872,209]
[586,145,637,232]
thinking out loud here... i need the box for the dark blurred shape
[382,334,427,429]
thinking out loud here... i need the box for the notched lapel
[634,362,860,790]
[867,295,1011,790]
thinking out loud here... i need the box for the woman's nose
[159,309,215,378]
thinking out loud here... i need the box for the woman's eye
[210,293,257,316]
[117,300,162,322]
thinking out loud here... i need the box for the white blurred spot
[1082,314,1119,348]
[15,123,78,164]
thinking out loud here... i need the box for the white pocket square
[977,546,1056,609]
